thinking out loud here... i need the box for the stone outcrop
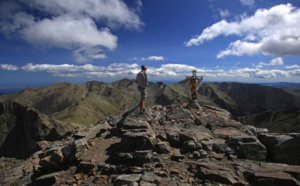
[258,133,300,165]
[1,101,300,185]
[0,101,79,159]
[226,136,267,161]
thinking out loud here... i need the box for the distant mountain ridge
[199,82,298,116]
[237,107,300,133]
[0,79,190,126]
[0,79,299,131]
[259,82,300,88]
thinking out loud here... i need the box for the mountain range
[0,79,299,130]
[1,79,300,185]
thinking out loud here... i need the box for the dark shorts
[138,87,147,100]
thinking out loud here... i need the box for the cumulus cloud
[285,65,300,69]
[23,0,143,30]
[21,63,104,72]
[240,0,254,7]
[289,69,300,76]
[0,62,297,81]
[20,63,140,77]
[0,64,18,71]
[218,9,230,18]
[142,56,167,61]
[222,68,289,79]
[22,16,117,49]
[185,4,300,58]
[0,0,143,62]
[256,57,284,68]
[217,40,261,58]
[73,46,108,63]
[131,56,167,61]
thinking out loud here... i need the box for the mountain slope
[0,79,298,128]
[282,86,300,106]
[0,81,129,126]
[0,101,79,159]
[0,82,85,115]
[0,79,189,126]
[199,82,297,117]
[237,107,300,133]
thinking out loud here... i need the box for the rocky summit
[1,101,300,186]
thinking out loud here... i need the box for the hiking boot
[140,108,146,114]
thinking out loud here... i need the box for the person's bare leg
[140,99,144,113]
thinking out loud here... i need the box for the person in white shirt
[136,65,148,114]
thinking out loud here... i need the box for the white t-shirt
[136,71,148,89]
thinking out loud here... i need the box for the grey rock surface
[1,102,300,185]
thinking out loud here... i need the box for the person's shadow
[116,104,139,129]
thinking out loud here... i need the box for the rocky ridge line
[1,101,300,185]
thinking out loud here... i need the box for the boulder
[155,142,171,154]
[226,136,266,161]
[258,133,300,165]
[120,130,157,152]
[193,161,241,185]
[123,119,149,130]
[171,149,185,161]
[181,140,202,154]
[166,132,181,147]
[114,174,142,186]
[140,172,160,185]
[247,171,300,186]
[62,139,87,162]
[134,150,153,164]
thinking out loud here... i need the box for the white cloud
[142,56,167,61]
[240,0,254,7]
[0,0,143,62]
[129,57,140,61]
[132,56,167,61]
[21,63,105,72]
[225,68,290,79]
[285,65,300,69]
[185,20,240,46]
[22,63,78,72]
[256,57,284,68]
[0,64,18,71]
[24,0,143,30]
[218,9,230,18]
[217,40,261,58]
[22,15,117,50]
[160,64,200,72]
[106,63,139,71]
[289,69,300,76]
[73,46,108,63]
[1,62,299,81]
[269,58,284,66]
[185,4,300,58]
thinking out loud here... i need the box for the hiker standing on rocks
[136,65,148,114]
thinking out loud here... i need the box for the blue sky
[0,0,300,88]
